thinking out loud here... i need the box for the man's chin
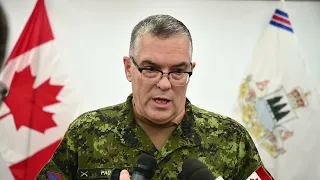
[149,119,171,125]
[147,114,173,124]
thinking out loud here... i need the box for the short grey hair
[129,14,193,60]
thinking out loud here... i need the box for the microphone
[131,152,157,180]
[181,157,217,180]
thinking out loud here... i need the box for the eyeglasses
[130,56,193,86]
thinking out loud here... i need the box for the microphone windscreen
[133,152,157,179]
[181,157,215,180]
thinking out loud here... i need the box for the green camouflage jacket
[36,94,264,180]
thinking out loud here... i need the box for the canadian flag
[246,166,273,180]
[0,0,80,179]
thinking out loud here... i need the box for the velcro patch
[77,168,130,179]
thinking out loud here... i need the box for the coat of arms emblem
[238,75,311,158]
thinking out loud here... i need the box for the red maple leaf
[0,65,63,133]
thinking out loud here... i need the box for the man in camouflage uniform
[36,14,268,180]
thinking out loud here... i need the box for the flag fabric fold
[233,1,320,180]
[0,0,80,179]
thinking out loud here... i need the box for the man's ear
[191,61,196,70]
[123,56,132,82]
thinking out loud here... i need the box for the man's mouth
[153,97,171,104]
[154,99,169,104]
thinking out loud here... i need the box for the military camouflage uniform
[36,94,264,180]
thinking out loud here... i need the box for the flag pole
[280,0,286,10]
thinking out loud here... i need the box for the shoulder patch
[47,171,62,180]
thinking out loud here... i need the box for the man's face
[123,34,196,124]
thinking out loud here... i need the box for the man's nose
[156,74,171,90]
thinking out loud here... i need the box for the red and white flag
[246,166,273,180]
[0,0,80,179]
[233,0,320,179]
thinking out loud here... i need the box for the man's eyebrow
[140,60,158,66]
[172,62,190,68]
[140,59,190,68]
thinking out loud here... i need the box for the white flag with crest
[233,1,320,179]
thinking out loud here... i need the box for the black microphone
[181,157,216,180]
[131,152,157,180]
